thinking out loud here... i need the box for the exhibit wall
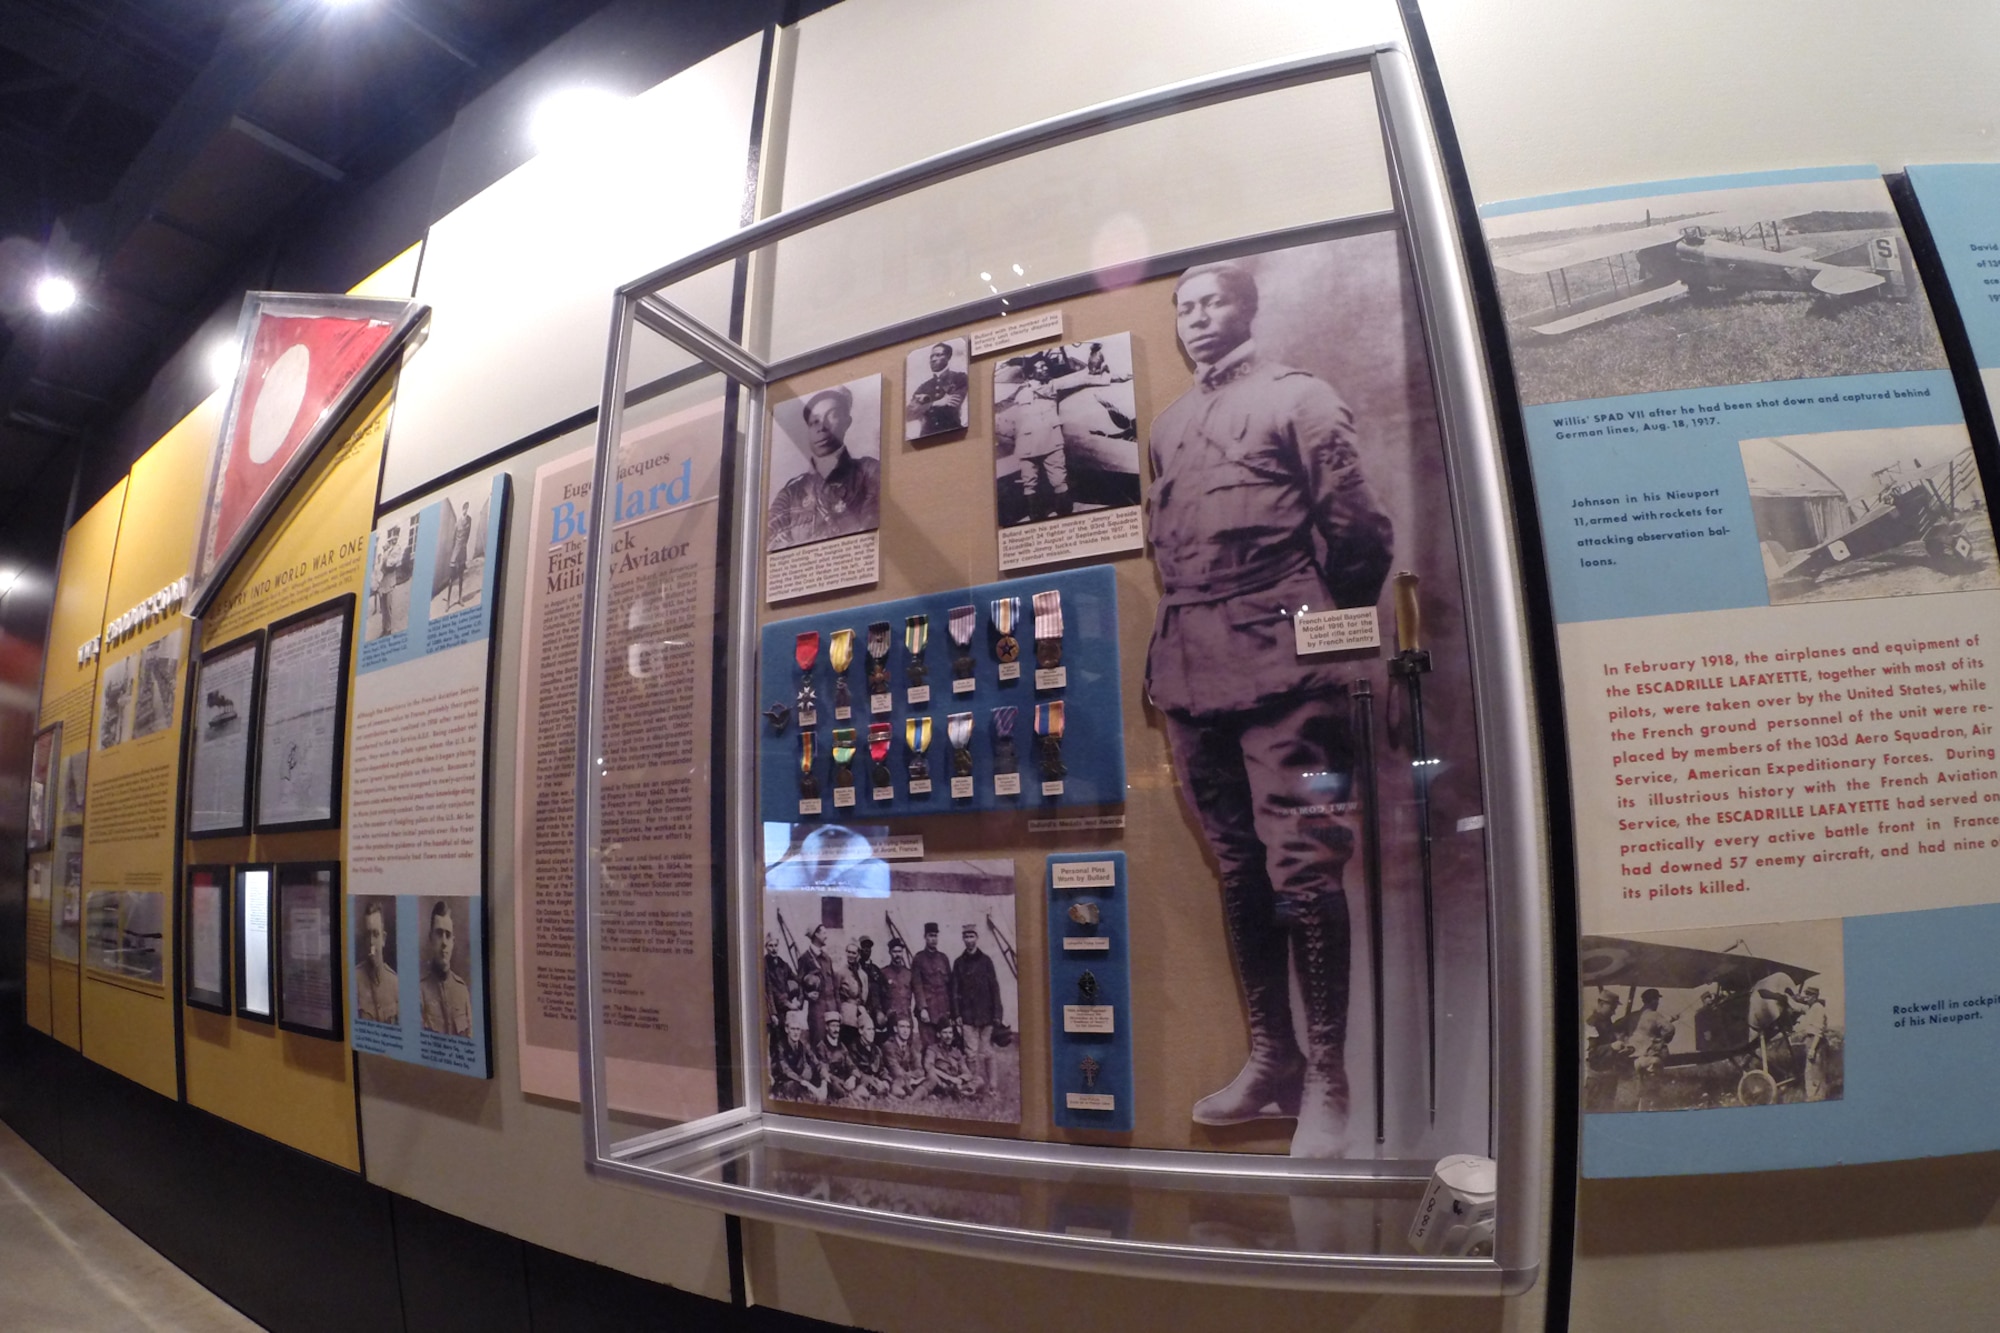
[18,2,2000,1332]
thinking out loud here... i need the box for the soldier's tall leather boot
[1288,892,1353,1158]
[1193,870,1305,1125]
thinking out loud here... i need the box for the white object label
[994,773,1021,796]
[1294,607,1381,655]
[798,799,822,816]
[869,693,892,714]
[1062,936,1111,953]
[871,785,894,802]
[1034,666,1067,691]
[833,787,856,808]
[1052,861,1116,890]
[1063,1004,1115,1034]
[907,685,931,704]
[1066,1093,1115,1112]
[950,776,974,799]
[970,310,1064,356]
[1041,779,1065,796]
[952,677,975,694]
[871,835,925,860]
[834,705,851,720]
[997,661,1021,681]
[908,778,932,795]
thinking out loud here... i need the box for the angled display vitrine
[571,43,1552,1291]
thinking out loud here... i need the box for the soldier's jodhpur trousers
[1164,690,1357,1154]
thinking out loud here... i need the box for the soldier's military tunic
[910,944,955,1044]
[1145,341,1393,921]
[420,967,473,1036]
[354,962,398,1023]
[766,449,880,550]
[909,368,970,435]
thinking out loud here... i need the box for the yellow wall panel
[350,243,423,300]
[182,383,392,1174]
[38,479,127,1048]
[79,397,219,1099]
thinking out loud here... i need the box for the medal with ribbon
[1032,590,1064,670]
[828,628,854,718]
[947,712,975,777]
[991,706,1019,773]
[990,597,1020,667]
[1035,701,1066,778]
[904,614,929,686]
[794,631,820,727]
[948,605,977,683]
[866,622,892,695]
[799,731,819,799]
[831,728,857,791]
[868,722,894,790]
[905,716,932,784]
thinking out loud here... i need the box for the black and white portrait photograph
[1485,175,1948,406]
[993,332,1139,527]
[130,629,182,739]
[905,337,970,441]
[763,854,1020,1126]
[766,374,883,553]
[352,895,399,1025]
[428,486,490,619]
[1742,424,1998,606]
[1581,919,1845,1113]
[365,512,419,642]
[96,654,133,750]
[60,750,86,825]
[418,896,473,1038]
[1146,232,1490,1161]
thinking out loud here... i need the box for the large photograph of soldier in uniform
[763,850,1020,1125]
[993,333,1140,527]
[766,374,884,554]
[1147,233,1491,1160]
[1581,919,1845,1113]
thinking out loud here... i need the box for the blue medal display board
[757,566,1124,822]
[1046,851,1132,1132]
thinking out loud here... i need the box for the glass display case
[572,43,1551,1291]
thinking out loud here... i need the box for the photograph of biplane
[763,845,1021,1125]
[1741,423,1999,605]
[1485,177,1949,405]
[1581,919,1844,1114]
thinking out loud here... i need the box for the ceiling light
[34,275,77,315]
[528,88,627,155]
[206,339,242,388]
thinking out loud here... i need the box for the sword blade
[1353,681,1386,1145]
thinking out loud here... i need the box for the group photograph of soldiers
[762,858,1020,1124]
[1581,921,1846,1114]
[992,332,1140,527]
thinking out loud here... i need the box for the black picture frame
[27,721,59,853]
[275,862,344,1041]
[232,863,276,1024]
[185,864,232,1015]
[187,631,263,839]
[253,593,354,834]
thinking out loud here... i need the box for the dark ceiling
[0,0,625,555]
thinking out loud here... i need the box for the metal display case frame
[574,43,1552,1293]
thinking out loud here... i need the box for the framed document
[234,864,275,1023]
[190,292,429,615]
[185,865,231,1015]
[27,722,58,852]
[255,595,353,833]
[276,863,342,1040]
[188,633,262,837]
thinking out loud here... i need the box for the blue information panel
[757,566,1124,822]
[1046,851,1132,1132]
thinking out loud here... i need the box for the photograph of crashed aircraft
[1581,919,1844,1114]
[1484,174,1949,405]
[1742,423,1999,606]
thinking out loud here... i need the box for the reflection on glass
[240,869,272,1018]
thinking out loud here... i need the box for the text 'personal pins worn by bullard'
[905,614,930,703]
[991,706,1021,796]
[948,604,977,693]
[990,596,1021,681]
[905,716,933,794]
[828,628,854,719]
[1035,700,1066,795]
[830,728,857,808]
[868,722,893,801]
[795,631,820,728]
[866,621,892,713]
[947,711,975,798]
[798,732,820,815]
[1032,589,1066,690]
